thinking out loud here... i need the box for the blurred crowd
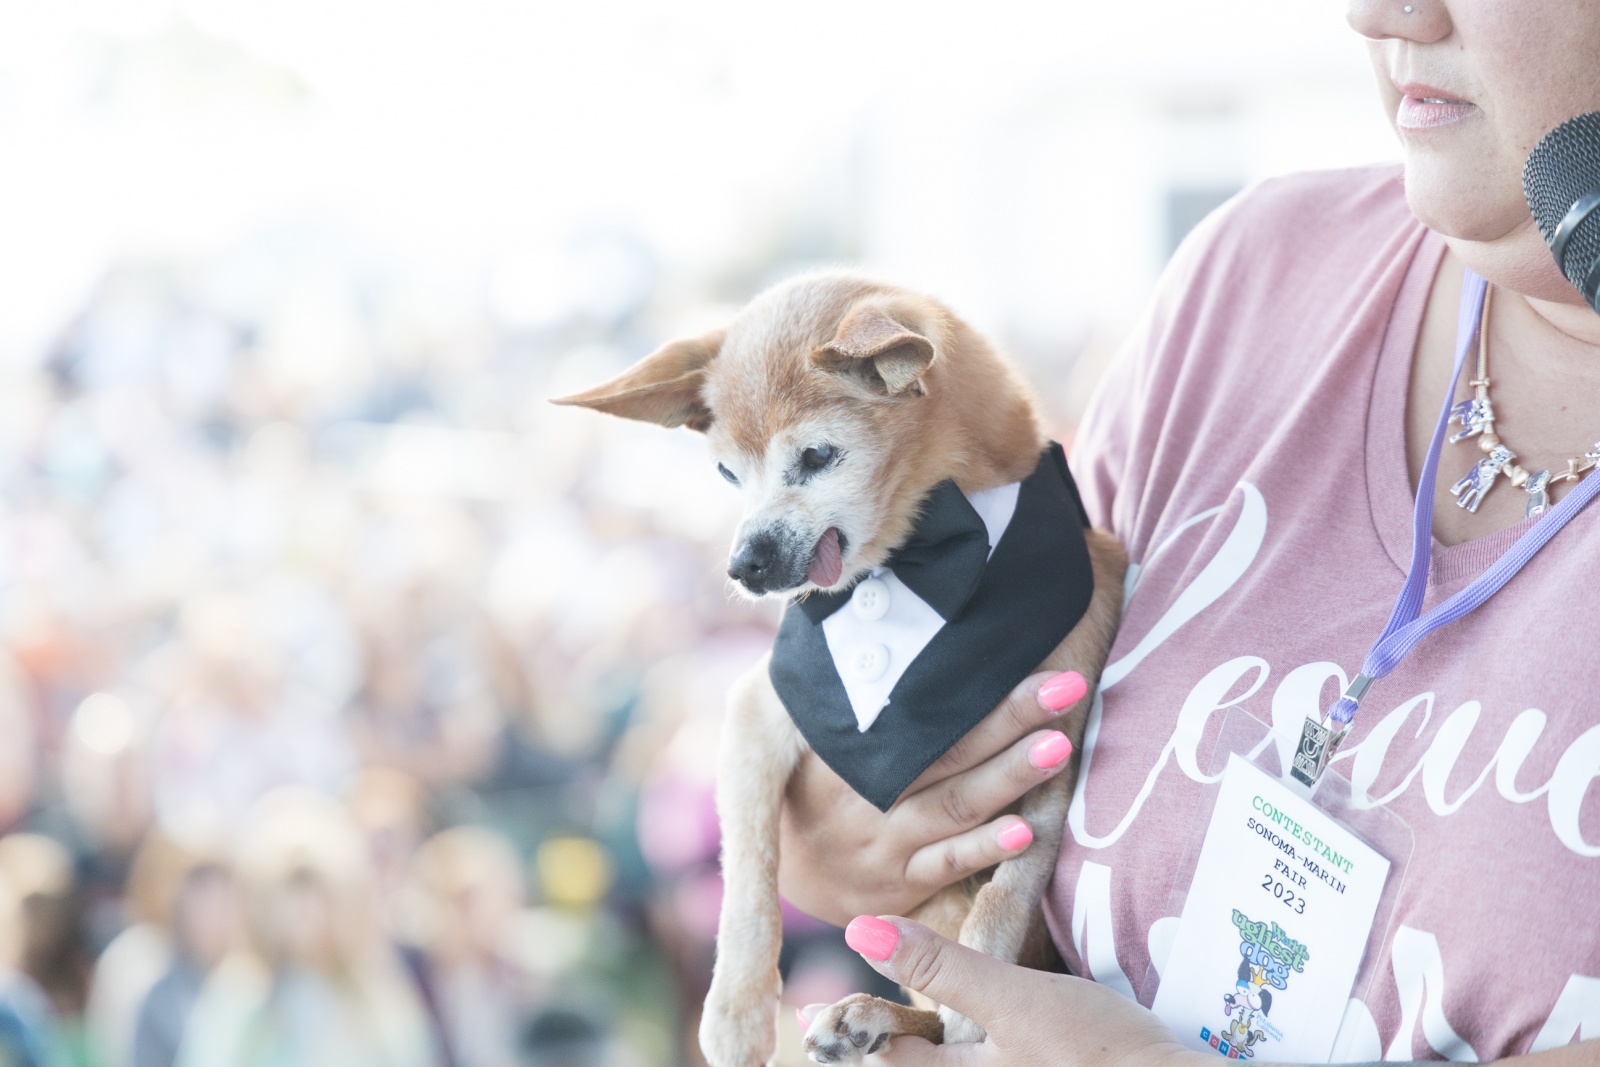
[0,224,891,1067]
[0,6,1400,1065]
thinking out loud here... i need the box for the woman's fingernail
[1030,731,1074,769]
[997,819,1033,851]
[845,915,900,961]
[1039,671,1087,711]
[796,1007,810,1028]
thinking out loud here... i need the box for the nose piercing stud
[1403,3,1413,10]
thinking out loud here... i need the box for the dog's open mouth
[806,527,844,588]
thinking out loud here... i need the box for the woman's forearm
[1309,1050,1598,1067]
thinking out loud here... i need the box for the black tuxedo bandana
[768,442,1096,811]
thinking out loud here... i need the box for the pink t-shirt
[1052,165,1600,1061]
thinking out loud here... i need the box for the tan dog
[553,272,1124,1067]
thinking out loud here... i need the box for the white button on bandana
[845,643,889,682]
[813,479,1026,735]
[850,578,890,621]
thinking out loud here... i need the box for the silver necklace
[1448,285,1600,519]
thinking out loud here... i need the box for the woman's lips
[1394,85,1476,131]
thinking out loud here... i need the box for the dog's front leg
[699,659,805,1067]
[938,766,1074,1043]
[940,527,1127,1044]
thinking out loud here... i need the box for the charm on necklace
[1524,469,1552,519]
[1452,445,1513,512]
[1448,397,1494,443]
[1448,283,1597,516]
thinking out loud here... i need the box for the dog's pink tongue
[807,527,843,587]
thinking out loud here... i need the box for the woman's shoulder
[1070,163,1428,541]
[1228,162,1409,223]
[1175,163,1416,288]
[1133,163,1427,388]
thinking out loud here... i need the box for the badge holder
[1141,709,1413,1063]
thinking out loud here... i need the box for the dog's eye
[717,462,739,486]
[799,445,836,473]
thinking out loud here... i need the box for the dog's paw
[801,994,904,1064]
[699,976,779,1067]
[938,1004,986,1045]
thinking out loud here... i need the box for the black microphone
[1523,111,1600,314]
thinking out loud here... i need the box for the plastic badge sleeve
[1141,708,1413,1063]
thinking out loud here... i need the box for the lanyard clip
[1290,672,1370,787]
[1290,715,1349,786]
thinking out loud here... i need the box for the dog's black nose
[728,533,780,591]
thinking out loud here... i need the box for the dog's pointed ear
[549,330,723,431]
[811,304,934,396]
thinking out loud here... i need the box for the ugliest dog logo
[1198,910,1308,1059]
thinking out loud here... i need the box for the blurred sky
[0,0,1400,381]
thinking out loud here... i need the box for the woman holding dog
[779,0,1600,1063]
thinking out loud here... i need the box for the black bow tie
[796,479,993,625]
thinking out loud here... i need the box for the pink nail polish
[1030,732,1073,769]
[1039,671,1087,711]
[997,820,1033,851]
[845,915,900,961]
[796,1008,810,1028]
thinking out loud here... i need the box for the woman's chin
[1401,161,1529,246]
[1404,172,1582,303]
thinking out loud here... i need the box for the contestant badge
[1151,755,1390,1063]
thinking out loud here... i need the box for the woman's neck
[1446,228,1600,349]
[1523,293,1600,349]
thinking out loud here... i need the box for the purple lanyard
[1326,268,1600,728]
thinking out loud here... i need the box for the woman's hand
[776,670,1087,926]
[837,915,1201,1067]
